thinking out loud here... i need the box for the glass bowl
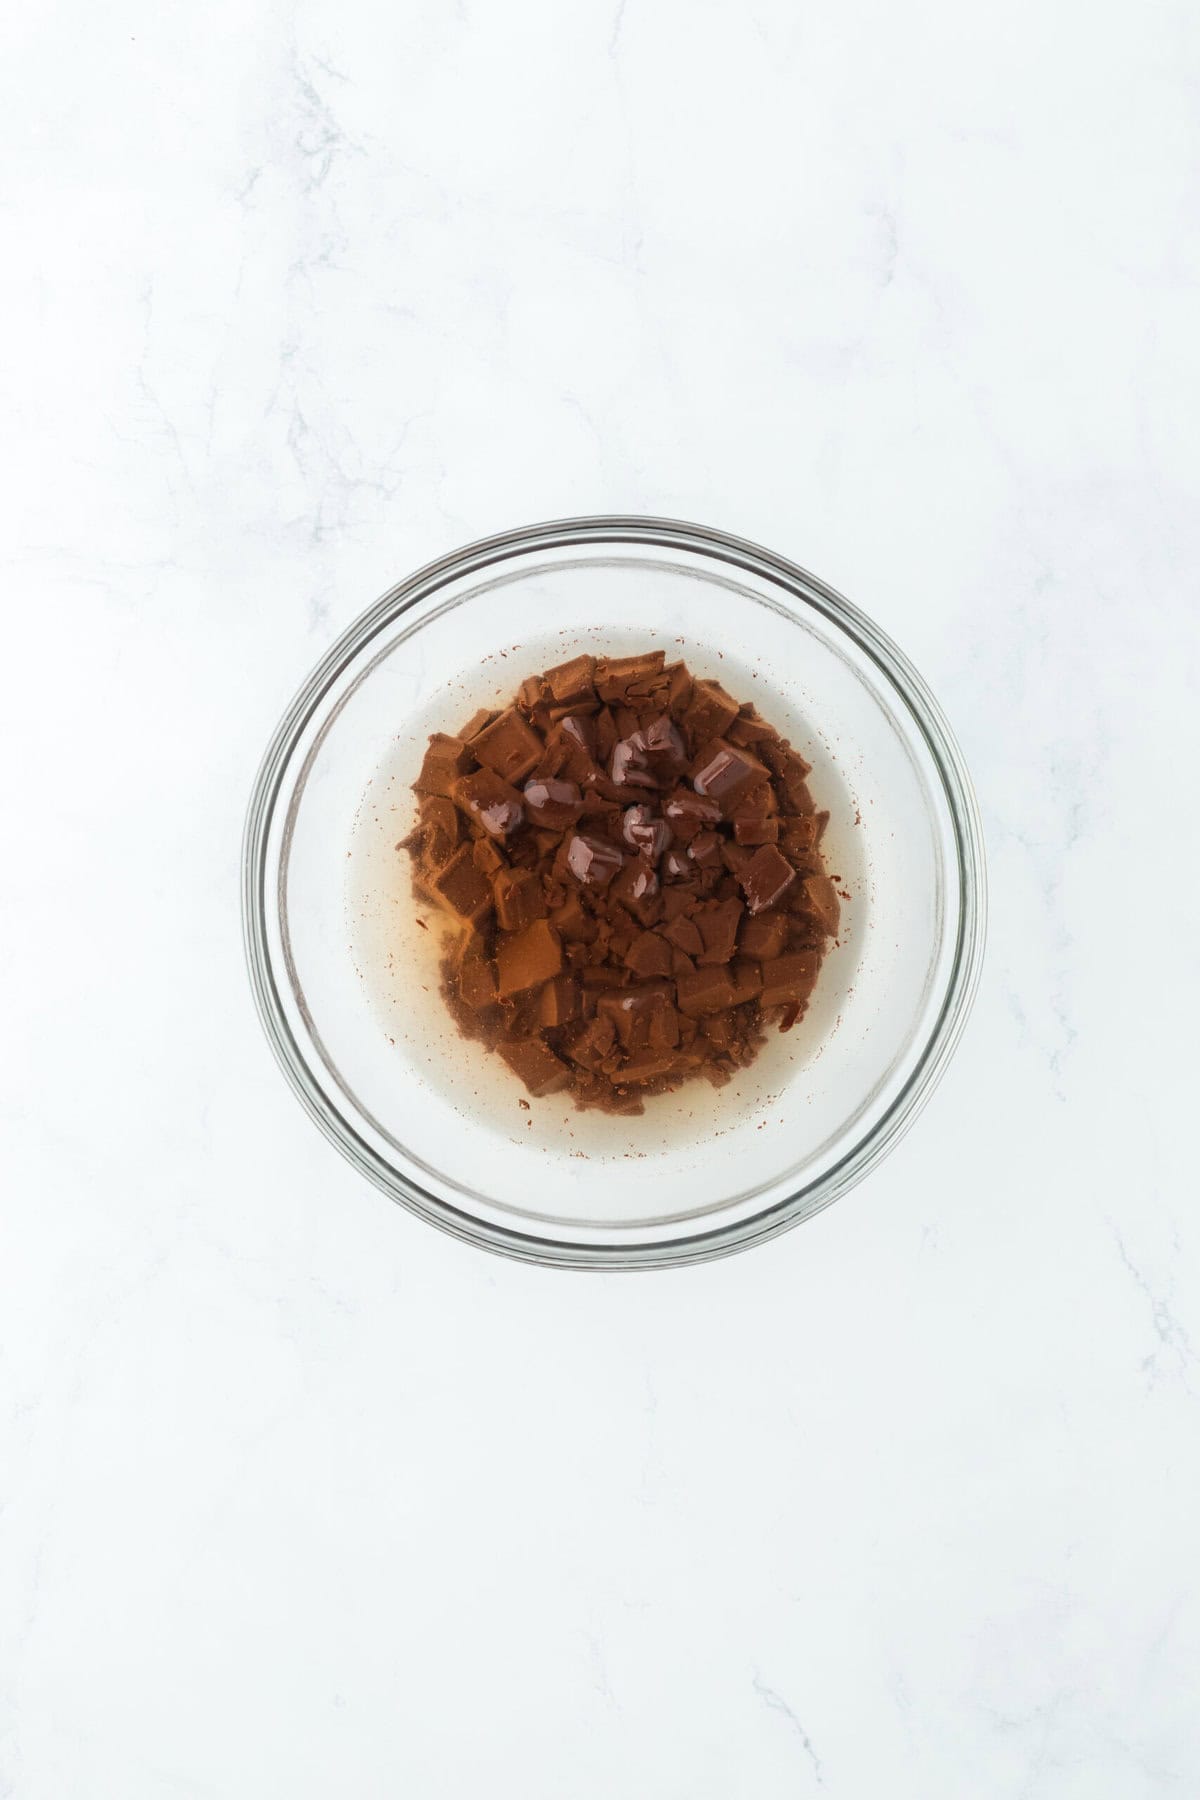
[243,516,985,1268]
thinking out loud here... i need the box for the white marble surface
[3,0,1199,1793]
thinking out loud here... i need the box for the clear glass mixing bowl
[243,517,986,1268]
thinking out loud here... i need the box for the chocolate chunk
[734,816,780,845]
[595,650,666,704]
[611,857,659,912]
[687,829,723,869]
[610,732,658,790]
[414,734,475,798]
[694,898,744,965]
[566,832,624,888]
[682,678,740,745]
[739,912,789,960]
[800,872,841,937]
[429,844,492,926]
[459,708,496,741]
[729,958,762,1004]
[675,966,736,1017]
[640,714,687,778]
[726,709,780,747]
[544,654,596,706]
[457,940,497,1010]
[471,708,544,784]
[523,776,584,829]
[418,796,459,868]
[452,768,525,840]
[498,1036,572,1097]
[623,930,674,979]
[661,915,704,958]
[621,804,671,860]
[663,787,721,841]
[493,867,547,932]
[559,713,598,757]
[738,843,797,914]
[495,919,563,998]
[690,738,770,815]
[759,950,821,1011]
[597,980,674,1050]
[537,974,580,1028]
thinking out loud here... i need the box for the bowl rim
[242,514,987,1270]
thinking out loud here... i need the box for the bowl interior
[263,537,967,1260]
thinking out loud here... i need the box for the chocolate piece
[759,950,821,1011]
[471,708,544,784]
[597,980,674,1050]
[610,732,658,791]
[493,867,547,933]
[559,713,598,757]
[800,872,841,937]
[414,734,475,798]
[729,958,763,1004]
[523,777,584,829]
[624,930,674,979]
[687,829,723,870]
[690,738,770,815]
[734,816,780,845]
[538,974,580,1028]
[545,654,596,706]
[738,843,797,914]
[694,898,743,965]
[498,1036,572,1097]
[495,919,563,998]
[595,650,666,704]
[661,915,704,958]
[428,844,492,926]
[457,940,496,1011]
[682,678,739,745]
[403,650,836,1111]
[621,804,671,860]
[663,787,721,841]
[566,832,624,888]
[675,966,736,1017]
[452,768,525,840]
[739,911,789,960]
[418,796,459,868]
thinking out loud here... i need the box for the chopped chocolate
[497,1036,573,1097]
[690,738,770,815]
[545,654,596,706]
[759,950,822,1012]
[738,842,797,914]
[523,777,584,829]
[471,708,544,784]
[739,911,789,960]
[566,832,624,888]
[682,677,740,746]
[663,787,721,841]
[428,843,492,926]
[493,866,547,932]
[800,872,841,938]
[452,768,525,840]
[402,652,837,1106]
[414,734,475,798]
[495,919,563,998]
[621,804,671,860]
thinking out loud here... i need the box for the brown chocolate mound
[403,651,838,1114]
